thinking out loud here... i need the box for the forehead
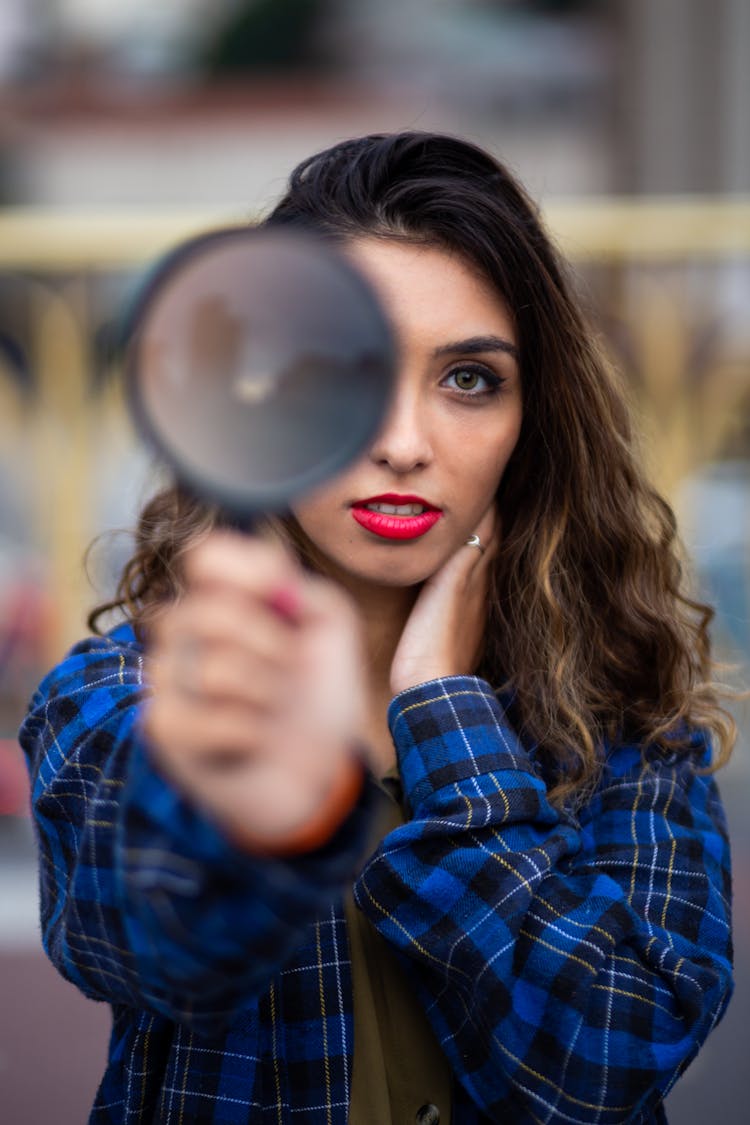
[343,237,516,346]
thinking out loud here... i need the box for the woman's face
[290,238,523,590]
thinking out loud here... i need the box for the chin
[340,552,442,589]
[291,521,447,588]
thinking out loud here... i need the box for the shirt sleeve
[19,631,374,1034]
[353,675,733,1124]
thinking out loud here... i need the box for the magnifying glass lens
[128,229,395,514]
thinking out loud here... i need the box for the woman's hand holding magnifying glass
[142,531,369,855]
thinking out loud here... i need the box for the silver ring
[465,534,485,554]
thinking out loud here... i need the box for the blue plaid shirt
[19,623,732,1123]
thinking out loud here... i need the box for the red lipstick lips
[350,493,442,540]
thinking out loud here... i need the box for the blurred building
[615,0,750,193]
[0,1,613,209]
[1,0,748,212]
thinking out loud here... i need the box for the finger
[291,572,359,630]
[152,643,291,714]
[153,593,301,672]
[463,503,500,566]
[142,694,265,769]
[184,532,302,607]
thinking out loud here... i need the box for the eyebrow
[432,334,520,362]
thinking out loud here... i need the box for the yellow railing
[1,201,749,662]
[1,198,750,267]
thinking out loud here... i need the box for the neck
[354,581,419,694]
[287,523,418,694]
[341,575,419,777]
[326,564,418,693]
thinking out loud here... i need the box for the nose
[367,382,433,474]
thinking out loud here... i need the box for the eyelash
[441,363,507,399]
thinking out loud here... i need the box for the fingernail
[268,585,301,621]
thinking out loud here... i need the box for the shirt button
[415,1105,440,1125]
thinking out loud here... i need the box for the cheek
[452,416,521,500]
[293,497,333,538]
[291,481,351,546]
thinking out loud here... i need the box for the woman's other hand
[390,505,499,696]
[143,531,367,853]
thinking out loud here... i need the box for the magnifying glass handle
[226,514,256,535]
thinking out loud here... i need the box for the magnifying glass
[123,225,396,522]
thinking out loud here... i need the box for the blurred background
[0,1,748,1121]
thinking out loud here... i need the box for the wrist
[229,753,366,857]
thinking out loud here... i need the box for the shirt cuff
[387,675,542,816]
[122,733,375,888]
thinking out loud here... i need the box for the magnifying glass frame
[123,224,396,519]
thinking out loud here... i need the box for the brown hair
[92,131,737,805]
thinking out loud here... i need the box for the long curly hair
[91,131,736,805]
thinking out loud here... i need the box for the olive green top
[345,768,453,1125]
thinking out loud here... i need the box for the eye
[442,364,505,397]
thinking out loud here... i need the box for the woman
[20,132,734,1124]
